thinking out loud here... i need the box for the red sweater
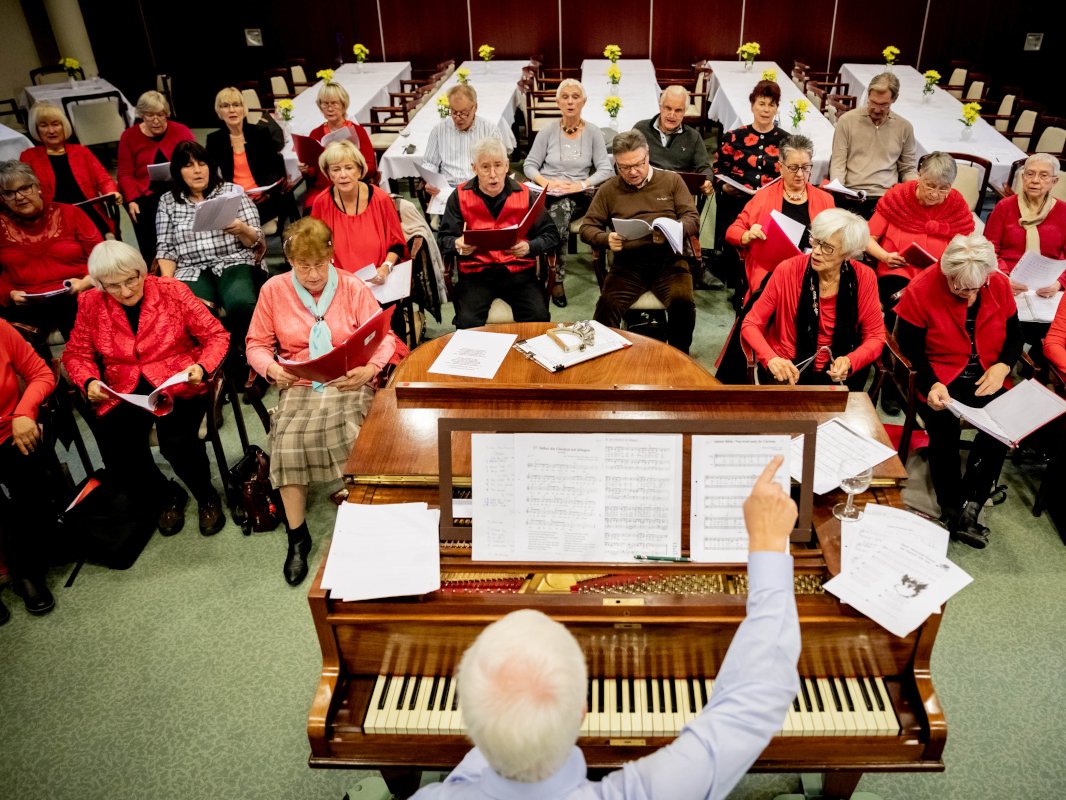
[0,203,101,304]
[20,144,118,207]
[304,121,378,208]
[0,318,55,445]
[725,181,836,301]
[895,265,1014,386]
[741,254,885,371]
[1044,298,1066,376]
[62,276,230,415]
[984,195,1066,286]
[116,121,195,202]
[310,186,405,272]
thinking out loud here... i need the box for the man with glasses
[580,130,700,352]
[422,85,503,196]
[829,72,917,219]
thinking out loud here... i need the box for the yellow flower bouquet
[437,94,451,118]
[316,68,334,82]
[882,45,900,65]
[607,64,621,86]
[790,98,810,128]
[737,42,760,67]
[276,98,294,122]
[478,44,495,62]
[960,102,981,127]
[59,56,80,76]
[761,69,777,82]
[922,70,941,96]
[603,95,623,118]
[603,44,622,63]
[352,43,369,63]
[456,67,471,85]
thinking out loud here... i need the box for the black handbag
[228,445,283,535]
[60,469,157,571]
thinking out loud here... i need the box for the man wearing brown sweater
[581,130,700,352]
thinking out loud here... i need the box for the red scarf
[875,180,972,237]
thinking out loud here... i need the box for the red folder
[901,241,937,269]
[277,307,394,383]
[674,171,708,194]
[292,134,324,167]
[462,187,548,250]
[750,211,802,268]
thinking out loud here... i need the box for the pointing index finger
[755,455,784,487]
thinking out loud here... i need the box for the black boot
[951,501,989,549]
[13,575,55,615]
[283,523,312,585]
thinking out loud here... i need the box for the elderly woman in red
[62,240,230,537]
[742,208,884,390]
[0,160,101,350]
[895,234,1022,549]
[246,217,406,586]
[0,317,57,620]
[299,81,378,209]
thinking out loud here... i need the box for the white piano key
[604,679,619,736]
[835,677,860,735]
[364,674,390,734]
[636,678,651,736]
[650,678,667,736]
[818,678,847,736]
[808,677,834,734]
[581,679,592,736]
[406,676,430,733]
[873,677,901,735]
[444,679,463,734]
[672,678,690,730]
[382,674,407,735]
[783,695,802,736]
[619,677,632,737]
[586,678,602,735]
[683,677,699,724]
[414,675,438,734]
[429,675,450,733]
[801,678,825,735]
[847,677,878,735]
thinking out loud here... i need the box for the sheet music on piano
[471,433,682,562]
[690,435,791,563]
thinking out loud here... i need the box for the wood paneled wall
[77,0,1058,127]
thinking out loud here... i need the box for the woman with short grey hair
[894,233,1022,549]
[523,77,612,307]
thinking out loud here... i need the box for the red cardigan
[895,265,1014,387]
[21,144,118,207]
[741,254,885,371]
[0,203,101,303]
[62,276,230,415]
[304,121,378,208]
[1044,298,1066,376]
[983,195,1066,286]
[0,318,55,445]
[116,121,195,202]
[725,181,836,301]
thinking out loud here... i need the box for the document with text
[427,329,516,379]
[789,418,896,494]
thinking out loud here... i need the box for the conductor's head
[457,608,588,782]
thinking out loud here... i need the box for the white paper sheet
[790,418,896,495]
[191,189,245,232]
[245,179,284,196]
[822,178,866,200]
[769,208,806,246]
[320,502,441,601]
[824,540,972,638]
[1008,251,1066,290]
[427,329,517,379]
[415,163,454,215]
[713,173,756,195]
[320,126,356,147]
[355,260,413,305]
[840,503,948,574]
[690,435,791,563]
[611,217,684,254]
[1016,290,1063,323]
[147,162,171,182]
[98,369,190,413]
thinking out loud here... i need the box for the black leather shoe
[880,394,902,417]
[950,501,989,549]
[551,285,568,308]
[158,482,189,536]
[284,524,312,585]
[0,593,9,626]
[198,494,226,536]
[13,576,55,616]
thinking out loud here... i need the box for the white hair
[1014,152,1061,194]
[87,240,147,286]
[660,85,689,106]
[457,609,587,782]
[940,233,997,287]
[809,207,870,260]
[471,137,508,165]
[555,79,586,102]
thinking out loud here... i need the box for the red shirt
[0,203,101,303]
[0,318,55,445]
[1044,298,1066,376]
[741,254,885,371]
[983,195,1066,286]
[116,121,196,202]
[310,185,405,273]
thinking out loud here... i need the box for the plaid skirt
[269,384,374,487]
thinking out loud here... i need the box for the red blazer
[983,194,1066,286]
[20,145,118,218]
[117,121,196,202]
[62,276,230,415]
[1044,298,1066,377]
[895,265,1015,387]
[725,181,836,301]
[741,254,885,371]
[0,318,55,445]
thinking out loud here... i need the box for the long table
[707,61,836,184]
[289,61,411,135]
[839,64,1026,188]
[580,59,661,132]
[0,122,31,160]
[377,60,528,187]
[20,77,135,125]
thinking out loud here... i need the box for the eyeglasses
[868,100,893,110]
[949,276,989,295]
[450,107,474,120]
[319,100,343,108]
[292,262,330,275]
[219,102,243,110]
[783,164,813,175]
[616,155,648,173]
[809,237,836,256]
[1,184,38,200]
[1023,170,1055,181]
[141,112,167,120]
[919,181,952,195]
[102,274,143,293]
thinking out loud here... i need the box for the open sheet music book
[98,370,190,416]
[512,320,630,372]
[1009,250,1066,290]
[714,173,781,195]
[462,186,547,250]
[946,378,1066,447]
[611,216,684,254]
[20,279,73,301]
[822,179,867,200]
[354,261,414,305]
[191,189,244,232]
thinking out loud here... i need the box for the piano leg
[380,768,423,798]
[820,769,863,799]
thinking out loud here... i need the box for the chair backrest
[240,88,264,125]
[31,65,83,85]
[1010,102,1045,152]
[266,70,292,99]
[947,152,992,213]
[62,92,128,146]
[827,94,856,124]
[945,67,968,99]
[991,93,1016,132]
[1033,119,1066,157]
[0,98,27,132]
[291,63,308,84]
[964,80,985,101]
[156,74,175,117]
[1053,164,1066,203]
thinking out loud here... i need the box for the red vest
[457,181,536,274]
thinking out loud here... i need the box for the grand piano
[306,325,946,799]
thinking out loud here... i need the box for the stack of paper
[790,419,896,494]
[354,260,414,305]
[824,504,972,638]
[320,503,441,601]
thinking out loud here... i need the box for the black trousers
[454,267,550,329]
[594,259,696,353]
[919,375,1008,515]
[833,193,881,221]
[0,439,56,579]
[90,392,215,505]
[129,192,162,264]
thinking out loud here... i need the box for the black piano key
[799,678,813,712]
[377,675,393,711]
[698,677,708,707]
[439,676,452,711]
[587,679,593,715]
[451,685,459,711]
[396,675,411,710]
[646,677,656,713]
[837,678,855,712]
[868,677,887,711]
[792,696,801,712]
[669,678,678,713]
[687,677,697,713]
[809,678,825,712]
[616,678,624,713]
[857,677,874,712]
[628,677,636,713]
[427,676,440,711]
[828,677,843,712]
[658,678,667,713]
[409,676,422,711]
[598,676,605,713]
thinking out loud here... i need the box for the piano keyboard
[363,674,900,737]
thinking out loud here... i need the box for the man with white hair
[412,456,801,799]
[439,137,559,328]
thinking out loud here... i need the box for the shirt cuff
[747,551,794,591]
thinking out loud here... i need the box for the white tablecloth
[21,78,135,125]
[839,64,1026,187]
[377,60,527,187]
[707,61,836,184]
[0,123,32,160]
[580,59,660,132]
[289,61,411,135]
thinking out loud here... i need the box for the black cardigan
[205,120,285,188]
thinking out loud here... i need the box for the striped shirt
[421,116,503,187]
[155,182,262,282]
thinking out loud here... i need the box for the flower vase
[355,61,364,74]
[961,126,974,141]
[743,60,754,72]
[68,76,76,89]
[922,91,932,103]
[885,63,894,72]
[608,115,619,130]
[609,81,619,94]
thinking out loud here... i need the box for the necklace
[561,120,582,135]
[784,188,807,202]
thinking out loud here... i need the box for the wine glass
[833,457,873,521]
